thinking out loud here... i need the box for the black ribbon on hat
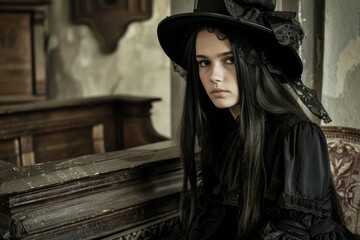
[224,0,304,49]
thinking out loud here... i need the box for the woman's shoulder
[267,112,318,133]
[265,112,327,150]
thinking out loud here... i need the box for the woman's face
[195,29,240,114]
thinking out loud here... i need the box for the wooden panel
[20,135,35,166]
[0,13,32,95]
[0,105,114,139]
[93,123,105,153]
[33,10,47,95]
[0,1,50,105]
[102,118,117,152]
[33,127,95,163]
[115,96,167,149]
[0,138,20,165]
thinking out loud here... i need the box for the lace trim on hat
[172,61,187,79]
[261,52,332,123]
[289,78,332,123]
[267,12,305,50]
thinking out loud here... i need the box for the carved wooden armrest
[322,126,360,236]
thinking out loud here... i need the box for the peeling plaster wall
[322,0,360,129]
[296,0,327,124]
[47,1,171,138]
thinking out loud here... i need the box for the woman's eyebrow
[196,51,233,59]
[219,51,233,57]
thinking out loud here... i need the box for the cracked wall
[322,0,360,128]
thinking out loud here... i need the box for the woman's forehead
[195,29,231,55]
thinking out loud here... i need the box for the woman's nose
[209,63,224,83]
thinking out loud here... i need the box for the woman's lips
[211,88,228,96]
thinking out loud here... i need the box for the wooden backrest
[322,126,360,235]
[0,95,167,166]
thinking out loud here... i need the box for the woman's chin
[211,100,237,109]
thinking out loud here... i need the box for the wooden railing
[0,95,167,166]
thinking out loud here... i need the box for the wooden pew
[0,141,181,239]
[0,95,168,166]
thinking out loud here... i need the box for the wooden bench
[0,141,181,239]
[0,95,167,166]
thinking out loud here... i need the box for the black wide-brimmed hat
[157,0,305,82]
[158,0,333,123]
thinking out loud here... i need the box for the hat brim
[157,12,303,81]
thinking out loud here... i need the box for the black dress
[185,114,357,239]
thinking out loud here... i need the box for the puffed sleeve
[281,121,330,213]
[260,121,356,239]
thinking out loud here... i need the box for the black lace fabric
[267,11,305,50]
[289,79,332,123]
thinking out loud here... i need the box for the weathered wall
[271,0,360,129]
[47,1,171,137]
[46,0,359,140]
[322,0,360,129]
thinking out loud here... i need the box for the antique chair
[322,126,360,237]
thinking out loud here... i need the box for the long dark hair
[178,25,306,236]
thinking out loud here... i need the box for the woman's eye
[198,60,209,67]
[225,57,234,64]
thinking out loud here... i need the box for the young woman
[157,0,356,239]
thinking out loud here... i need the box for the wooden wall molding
[71,0,153,54]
